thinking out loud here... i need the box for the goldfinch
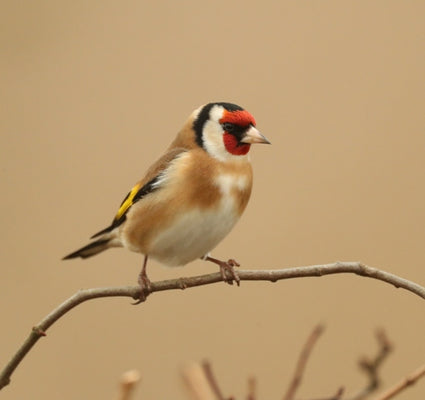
[63,102,270,300]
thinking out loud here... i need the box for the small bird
[63,102,270,301]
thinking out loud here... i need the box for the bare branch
[283,324,324,400]
[182,362,217,400]
[246,376,256,400]
[201,361,227,400]
[182,361,231,400]
[373,364,425,400]
[348,329,393,400]
[0,262,424,391]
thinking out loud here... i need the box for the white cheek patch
[202,119,226,160]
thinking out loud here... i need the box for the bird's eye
[222,123,235,132]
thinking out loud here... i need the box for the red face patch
[222,133,251,155]
[220,109,255,155]
[219,110,256,127]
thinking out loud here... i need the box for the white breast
[148,173,248,266]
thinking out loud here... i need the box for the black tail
[63,238,111,260]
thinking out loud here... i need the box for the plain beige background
[1,1,424,399]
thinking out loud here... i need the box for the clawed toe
[203,255,241,286]
[227,258,240,268]
[215,258,241,286]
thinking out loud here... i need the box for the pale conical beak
[240,126,271,144]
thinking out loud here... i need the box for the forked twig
[180,328,422,400]
[348,329,393,400]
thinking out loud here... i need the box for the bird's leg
[203,255,241,286]
[133,255,151,304]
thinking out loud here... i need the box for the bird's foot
[132,271,152,305]
[218,258,241,286]
[202,255,241,285]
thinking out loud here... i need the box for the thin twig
[117,370,141,400]
[348,329,393,400]
[202,361,226,400]
[373,364,425,400]
[182,362,217,400]
[283,324,324,400]
[246,376,256,400]
[0,262,424,390]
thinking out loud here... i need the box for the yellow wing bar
[114,182,142,222]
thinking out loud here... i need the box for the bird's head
[192,102,270,161]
